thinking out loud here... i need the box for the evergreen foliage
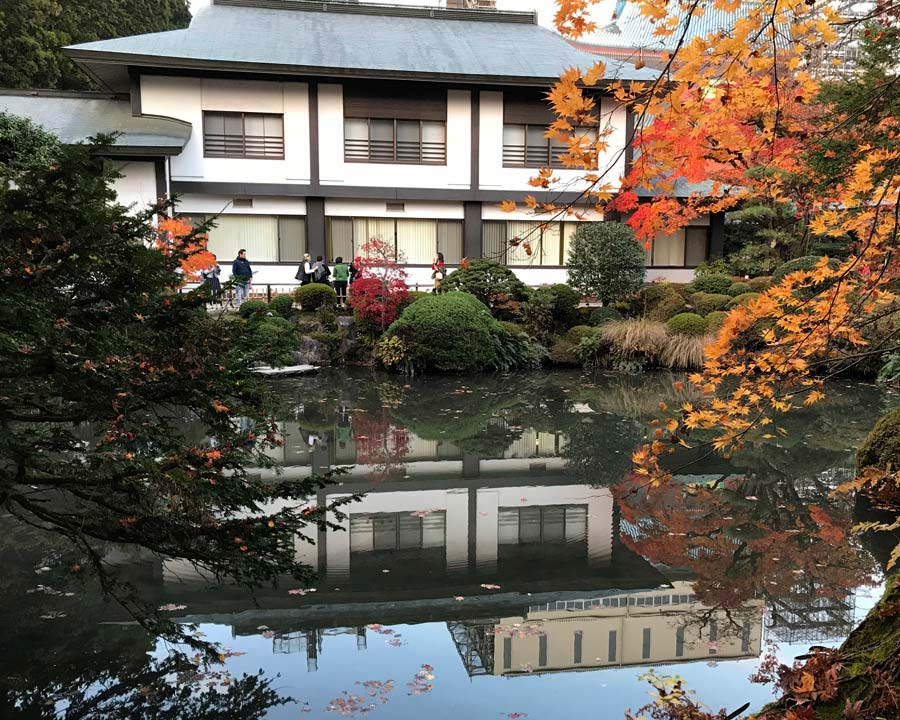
[567,222,645,305]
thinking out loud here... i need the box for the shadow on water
[2,369,897,718]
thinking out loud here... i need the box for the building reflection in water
[154,383,866,680]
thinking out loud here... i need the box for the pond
[3,369,896,718]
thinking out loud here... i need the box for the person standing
[333,256,350,306]
[201,259,222,301]
[295,252,314,286]
[314,255,331,285]
[431,252,446,293]
[231,249,253,306]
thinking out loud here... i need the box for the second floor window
[203,111,284,159]
[502,124,597,168]
[344,118,446,165]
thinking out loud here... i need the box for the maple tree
[151,215,217,282]
[348,237,410,336]
[530,0,900,715]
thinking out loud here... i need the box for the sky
[187,0,617,31]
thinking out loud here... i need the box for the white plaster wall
[481,205,606,222]
[479,92,626,193]
[110,160,158,212]
[324,198,464,219]
[174,194,306,216]
[318,84,471,189]
[323,489,469,580]
[139,75,310,184]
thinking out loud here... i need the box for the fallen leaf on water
[454,596,465,601]
[480,583,501,590]
[158,603,187,611]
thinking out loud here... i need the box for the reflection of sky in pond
[5,369,899,718]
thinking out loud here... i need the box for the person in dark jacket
[313,255,331,285]
[295,252,314,285]
[231,249,253,306]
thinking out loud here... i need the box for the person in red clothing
[431,252,446,293]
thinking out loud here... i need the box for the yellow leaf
[499,200,516,213]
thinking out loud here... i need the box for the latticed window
[344,118,446,164]
[202,111,284,159]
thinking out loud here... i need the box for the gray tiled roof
[578,1,751,52]
[0,91,191,154]
[65,0,658,84]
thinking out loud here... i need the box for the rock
[337,315,357,357]
[294,336,329,365]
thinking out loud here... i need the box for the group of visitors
[200,248,449,309]
[295,253,356,305]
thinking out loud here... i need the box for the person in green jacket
[333,256,350,306]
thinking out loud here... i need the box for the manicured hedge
[294,283,336,310]
[667,312,708,336]
[727,292,761,309]
[385,292,501,372]
[705,310,728,331]
[238,299,269,319]
[690,273,733,295]
[728,282,752,296]
[589,306,623,326]
[268,294,295,318]
[690,292,731,315]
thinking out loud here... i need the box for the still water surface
[3,369,896,718]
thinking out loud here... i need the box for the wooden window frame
[502,123,597,169]
[647,226,711,269]
[343,118,447,165]
[203,111,285,160]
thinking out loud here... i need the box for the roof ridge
[0,87,128,100]
[211,0,537,24]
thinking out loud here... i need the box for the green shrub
[589,306,624,326]
[238,299,269,319]
[526,284,581,337]
[549,339,580,366]
[384,292,500,373]
[245,316,298,366]
[728,282,752,297]
[490,327,543,371]
[268,294,295,319]
[567,222,646,305]
[294,283,336,310]
[647,293,688,321]
[727,292,760,309]
[694,258,732,277]
[772,255,831,283]
[705,310,729,331]
[667,312,708,336]
[690,292,730,315]
[690,273,733,295]
[499,321,527,337]
[857,407,900,471]
[566,325,600,344]
[748,276,773,292]
[441,259,529,310]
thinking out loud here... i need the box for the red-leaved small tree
[348,237,410,335]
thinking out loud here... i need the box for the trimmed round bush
[857,407,900,471]
[667,312,708,336]
[728,282,752,297]
[247,316,299,366]
[705,310,728,331]
[648,293,688,321]
[690,273,733,295]
[385,292,500,372]
[772,255,830,283]
[268,293,295,319]
[499,321,527,337]
[589,306,623,326]
[294,283,336,310]
[727,292,761,309]
[748,276,773,292]
[690,292,731,315]
[238,299,269,319]
[566,325,600,344]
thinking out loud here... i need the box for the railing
[344,138,446,164]
[203,133,285,159]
